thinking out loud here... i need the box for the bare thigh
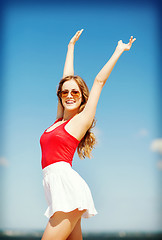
[67,218,83,240]
[41,208,86,240]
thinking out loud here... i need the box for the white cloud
[157,160,162,170]
[0,157,9,167]
[150,138,162,154]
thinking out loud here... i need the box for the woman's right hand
[117,36,136,52]
[69,29,84,45]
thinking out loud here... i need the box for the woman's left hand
[117,36,136,52]
[69,29,84,45]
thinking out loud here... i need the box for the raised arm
[79,36,136,130]
[95,36,136,84]
[63,29,84,78]
[56,30,84,119]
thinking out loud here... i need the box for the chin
[63,102,81,111]
[65,106,79,111]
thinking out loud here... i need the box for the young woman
[40,30,136,240]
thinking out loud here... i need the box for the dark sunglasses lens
[71,90,80,97]
[61,91,68,98]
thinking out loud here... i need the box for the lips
[66,100,75,104]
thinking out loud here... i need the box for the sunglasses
[60,89,81,98]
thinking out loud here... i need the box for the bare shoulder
[65,113,90,141]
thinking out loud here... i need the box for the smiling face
[61,79,82,112]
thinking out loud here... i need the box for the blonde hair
[57,75,96,159]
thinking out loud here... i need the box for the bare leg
[66,218,83,240]
[41,208,86,240]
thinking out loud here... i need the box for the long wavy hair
[57,75,96,159]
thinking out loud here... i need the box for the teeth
[66,101,74,104]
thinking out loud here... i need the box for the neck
[63,109,78,121]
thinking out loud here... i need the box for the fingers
[118,40,123,44]
[132,37,136,43]
[73,29,84,43]
[129,36,136,44]
[69,29,84,44]
[80,29,84,34]
[76,29,84,38]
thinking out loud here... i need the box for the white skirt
[42,161,98,219]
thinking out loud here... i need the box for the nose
[67,91,73,98]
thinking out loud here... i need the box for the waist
[41,156,73,169]
[42,161,72,177]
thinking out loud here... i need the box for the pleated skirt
[42,161,98,218]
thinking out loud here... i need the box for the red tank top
[40,118,80,169]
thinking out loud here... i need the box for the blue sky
[0,0,162,233]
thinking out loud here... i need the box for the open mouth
[65,100,75,105]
